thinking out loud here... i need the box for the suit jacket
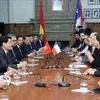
[0,73,4,75]
[71,39,80,48]
[13,45,27,61]
[94,71,100,77]
[21,43,32,55]
[31,41,39,51]
[93,67,100,77]
[80,46,92,56]
[0,47,18,72]
[37,40,44,48]
[91,48,100,68]
[8,49,20,64]
[77,41,87,52]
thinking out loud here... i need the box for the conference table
[0,52,100,100]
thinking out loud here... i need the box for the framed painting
[92,8,100,19]
[52,0,63,11]
[84,9,92,19]
[88,0,96,5]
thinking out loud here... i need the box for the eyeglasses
[12,40,17,41]
[80,35,85,37]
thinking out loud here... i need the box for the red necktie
[19,47,22,55]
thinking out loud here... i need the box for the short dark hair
[85,28,92,36]
[75,31,80,35]
[38,34,43,37]
[0,36,11,46]
[23,36,29,40]
[28,35,33,37]
[33,34,38,37]
[16,36,23,40]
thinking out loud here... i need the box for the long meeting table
[0,53,100,100]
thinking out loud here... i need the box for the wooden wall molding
[4,23,33,36]
[87,23,100,33]
[4,23,100,41]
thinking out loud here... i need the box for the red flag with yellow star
[43,41,51,55]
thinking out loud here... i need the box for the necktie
[19,47,22,55]
[6,52,11,64]
[34,42,36,47]
[11,49,16,58]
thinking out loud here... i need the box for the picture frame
[88,0,96,5]
[97,0,100,5]
[92,8,100,19]
[84,8,92,19]
[52,0,63,11]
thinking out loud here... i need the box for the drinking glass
[74,64,81,75]
[68,64,75,74]
[21,67,27,75]
[13,73,20,84]
[80,81,88,92]
[0,94,9,100]
[30,58,35,66]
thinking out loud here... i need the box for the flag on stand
[75,0,84,31]
[74,0,84,42]
[39,0,47,44]
[52,44,61,55]
[43,41,51,55]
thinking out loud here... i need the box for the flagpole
[55,53,63,68]
[41,54,49,69]
[41,41,51,69]
[57,51,64,60]
[46,53,52,60]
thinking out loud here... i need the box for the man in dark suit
[13,36,34,61]
[71,31,80,48]
[31,34,39,51]
[0,36,27,72]
[8,35,20,64]
[13,36,26,61]
[28,35,34,51]
[37,34,44,49]
[21,36,32,55]
[77,31,87,52]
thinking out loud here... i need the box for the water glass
[80,81,88,92]
[0,94,9,100]
[69,64,74,73]
[13,73,20,83]
[22,67,27,75]
[74,64,81,75]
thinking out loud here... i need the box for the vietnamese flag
[39,0,47,44]
[43,41,51,55]
[52,44,61,55]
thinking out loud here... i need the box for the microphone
[32,73,46,87]
[58,74,93,87]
